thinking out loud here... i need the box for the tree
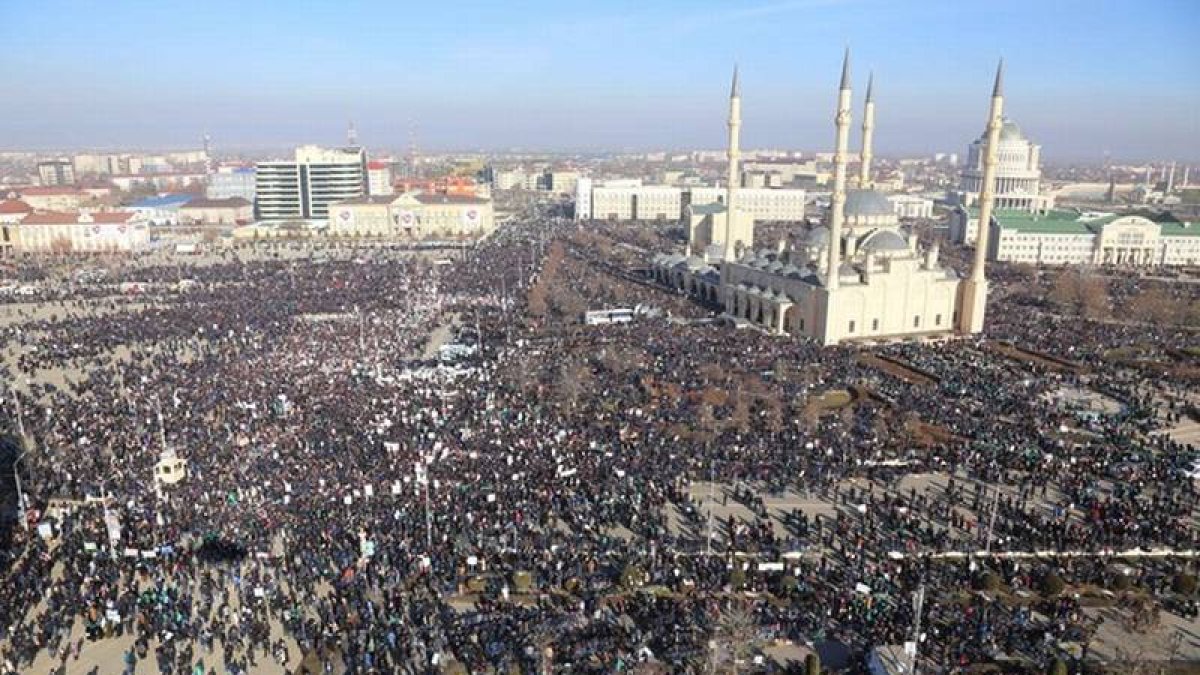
[556,361,593,409]
[729,567,747,591]
[974,572,1002,593]
[710,599,758,675]
[619,563,644,589]
[1047,270,1110,319]
[1127,286,1182,325]
[1172,572,1197,596]
[1040,572,1065,597]
[527,281,548,318]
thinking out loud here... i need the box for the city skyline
[2,0,1198,162]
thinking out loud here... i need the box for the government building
[654,53,1007,346]
[328,192,494,239]
[255,145,367,221]
[950,117,1053,243]
[950,208,1200,266]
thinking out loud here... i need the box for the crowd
[0,216,1195,674]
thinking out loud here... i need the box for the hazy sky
[2,0,1197,161]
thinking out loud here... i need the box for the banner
[461,208,482,229]
[393,210,417,229]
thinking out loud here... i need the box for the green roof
[690,202,727,215]
[1159,221,1200,237]
[993,210,1101,235]
[967,207,1198,236]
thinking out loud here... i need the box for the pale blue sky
[1,0,1197,161]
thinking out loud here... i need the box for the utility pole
[909,583,926,674]
[154,396,168,454]
[13,450,27,532]
[706,453,715,556]
[423,459,433,553]
[9,384,29,531]
[358,307,366,353]
[985,487,1000,555]
[13,387,25,440]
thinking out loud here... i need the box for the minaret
[858,72,875,189]
[957,60,1004,335]
[723,66,742,262]
[347,120,358,147]
[1167,161,1176,193]
[826,49,853,291]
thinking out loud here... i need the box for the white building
[255,145,366,221]
[690,187,807,222]
[547,170,581,195]
[206,166,256,201]
[951,118,1053,213]
[982,209,1200,266]
[574,177,593,221]
[367,161,393,196]
[654,53,1001,346]
[493,169,531,191]
[576,179,805,224]
[15,211,149,253]
[888,195,934,219]
[329,192,495,239]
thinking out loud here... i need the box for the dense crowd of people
[0,218,1196,674]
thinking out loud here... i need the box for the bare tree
[708,599,760,674]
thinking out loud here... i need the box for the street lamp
[13,449,27,532]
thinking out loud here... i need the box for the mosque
[653,51,1002,345]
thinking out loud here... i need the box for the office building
[255,145,366,221]
[37,160,75,186]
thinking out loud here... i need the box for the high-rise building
[37,160,75,186]
[254,145,367,221]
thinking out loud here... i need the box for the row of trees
[1039,269,1199,326]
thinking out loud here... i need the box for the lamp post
[13,449,27,532]
[7,386,28,531]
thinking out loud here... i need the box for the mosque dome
[845,189,893,217]
[859,229,909,253]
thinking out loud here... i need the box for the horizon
[2,0,1198,163]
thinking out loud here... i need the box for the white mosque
[653,51,1004,345]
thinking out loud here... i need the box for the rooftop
[22,210,136,225]
[130,194,196,209]
[0,199,34,214]
[180,197,252,209]
[412,194,489,205]
[337,195,398,206]
[690,202,726,215]
[18,186,83,196]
